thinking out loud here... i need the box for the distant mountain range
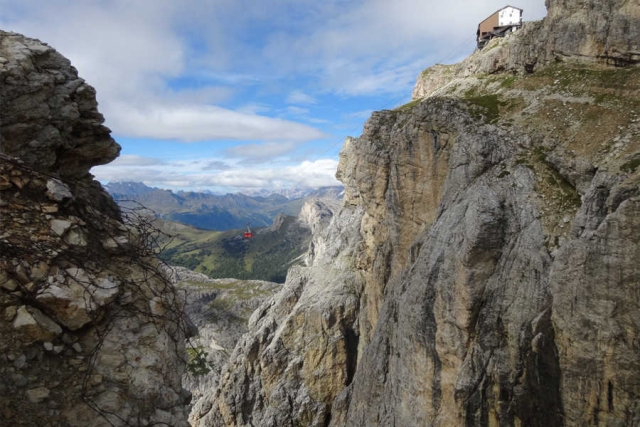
[104,181,343,231]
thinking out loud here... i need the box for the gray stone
[102,235,130,251]
[412,0,640,101]
[0,269,17,291]
[12,374,28,388]
[0,278,18,291]
[36,268,119,330]
[45,179,73,202]
[25,346,39,360]
[4,306,17,321]
[13,354,26,369]
[13,306,62,342]
[63,227,88,246]
[61,333,76,344]
[26,386,50,403]
[50,219,72,236]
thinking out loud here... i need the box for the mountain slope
[106,182,343,231]
[191,1,640,426]
[156,214,312,283]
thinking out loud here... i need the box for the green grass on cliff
[395,99,422,111]
[536,64,637,91]
[620,157,640,174]
[463,93,505,124]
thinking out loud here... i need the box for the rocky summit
[0,31,193,426]
[190,1,640,427]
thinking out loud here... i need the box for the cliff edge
[0,31,192,426]
[192,0,639,426]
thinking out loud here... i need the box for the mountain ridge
[105,181,343,231]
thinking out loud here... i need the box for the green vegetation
[515,156,534,172]
[537,64,637,91]
[464,94,504,124]
[188,279,276,299]
[186,346,211,376]
[500,75,518,89]
[620,157,640,174]
[157,216,310,283]
[536,151,580,208]
[206,297,247,323]
[395,99,421,111]
[184,278,279,319]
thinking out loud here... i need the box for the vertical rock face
[193,1,640,427]
[0,31,192,426]
[544,0,640,65]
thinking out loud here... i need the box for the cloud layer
[92,156,341,192]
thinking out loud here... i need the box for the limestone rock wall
[298,198,339,265]
[0,31,192,426]
[192,1,640,425]
[191,204,364,426]
[544,0,640,65]
[196,84,639,427]
[169,267,281,410]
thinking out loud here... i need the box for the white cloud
[260,0,548,95]
[286,90,317,105]
[92,157,341,191]
[169,86,235,105]
[285,106,310,116]
[1,0,549,103]
[223,141,299,160]
[201,161,231,171]
[0,0,549,108]
[3,0,550,192]
[236,103,272,115]
[194,159,341,189]
[105,103,325,142]
[0,0,326,143]
[108,155,165,166]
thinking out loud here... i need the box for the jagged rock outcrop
[167,267,280,407]
[298,198,340,265]
[191,205,364,427]
[0,31,192,426]
[192,1,639,426]
[543,0,640,65]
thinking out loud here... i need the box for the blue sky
[1,0,547,194]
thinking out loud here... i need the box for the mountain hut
[477,5,523,49]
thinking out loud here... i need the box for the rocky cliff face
[0,31,192,426]
[192,1,640,426]
[168,267,281,408]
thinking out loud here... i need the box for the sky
[1,0,547,194]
